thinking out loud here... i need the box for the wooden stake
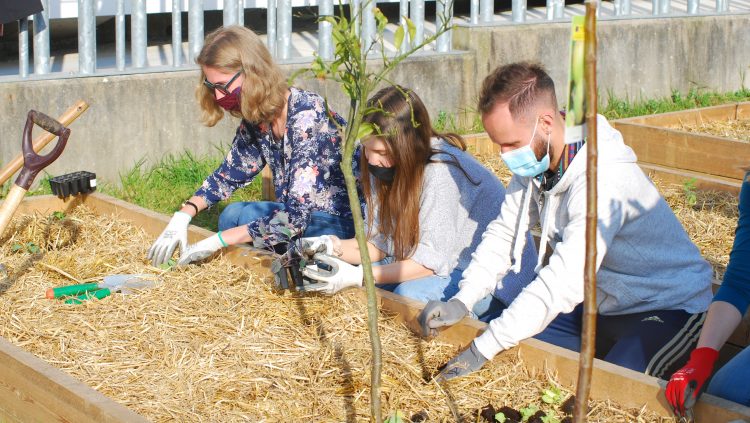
[574,2,598,423]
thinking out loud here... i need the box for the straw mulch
[472,151,739,280]
[678,118,750,142]
[0,206,672,422]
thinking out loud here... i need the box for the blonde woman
[148,26,358,266]
[300,86,537,318]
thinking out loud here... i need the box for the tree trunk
[340,105,383,423]
[574,2,598,422]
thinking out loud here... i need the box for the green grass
[2,151,263,232]
[108,152,263,231]
[601,86,750,120]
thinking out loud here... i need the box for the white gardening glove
[147,211,191,266]
[299,235,335,257]
[177,233,225,266]
[300,253,363,295]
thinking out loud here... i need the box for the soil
[496,406,523,423]
[561,395,576,415]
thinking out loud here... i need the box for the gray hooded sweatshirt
[453,115,713,359]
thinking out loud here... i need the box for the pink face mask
[216,87,241,111]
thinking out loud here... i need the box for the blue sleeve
[247,98,347,247]
[194,122,265,207]
[713,172,750,315]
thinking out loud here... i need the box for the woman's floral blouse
[194,87,361,249]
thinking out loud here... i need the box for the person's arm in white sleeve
[452,176,531,310]
[473,180,623,359]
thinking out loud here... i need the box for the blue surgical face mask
[500,119,551,177]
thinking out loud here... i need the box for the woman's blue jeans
[218,201,355,239]
[378,265,506,323]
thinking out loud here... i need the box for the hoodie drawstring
[510,182,533,273]
[510,179,550,274]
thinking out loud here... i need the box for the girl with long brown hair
[300,86,536,312]
[147,26,360,266]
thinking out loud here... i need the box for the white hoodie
[453,115,713,360]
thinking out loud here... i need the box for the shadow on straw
[293,293,357,422]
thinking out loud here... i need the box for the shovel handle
[46,283,100,299]
[64,288,112,305]
[0,100,88,187]
[0,185,28,238]
[15,110,71,191]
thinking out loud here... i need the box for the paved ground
[0,0,748,78]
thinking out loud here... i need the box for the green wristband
[217,231,228,248]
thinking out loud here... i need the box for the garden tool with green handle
[0,110,71,238]
[46,274,158,304]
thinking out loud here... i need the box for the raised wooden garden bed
[611,102,750,194]
[1,193,750,422]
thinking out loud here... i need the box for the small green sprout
[11,242,40,254]
[520,405,539,421]
[541,386,564,405]
[495,411,507,422]
[683,178,698,207]
[159,258,177,270]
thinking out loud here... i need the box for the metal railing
[10,0,737,79]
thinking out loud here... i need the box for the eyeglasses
[203,71,242,96]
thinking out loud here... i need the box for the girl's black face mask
[368,163,396,183]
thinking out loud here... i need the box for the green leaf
[356,122,375,140]
[394,26,405,51]
[311,56,328,79]
[374,7,388,32]
[11,243,23,252]
[26,243,40,254]
[520,405,539,421]
[541,387,563,404]
[52,211,66,220]
[495,412,507,423]
[159,258,177,270]
[406,17,417,45]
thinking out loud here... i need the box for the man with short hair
[419,62,713,381]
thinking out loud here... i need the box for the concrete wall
[1,14,748,186]
[453,14,750,104]
[0,52,475,184]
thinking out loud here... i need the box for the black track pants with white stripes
[534,303,706,379]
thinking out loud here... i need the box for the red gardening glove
[665,347,719,417]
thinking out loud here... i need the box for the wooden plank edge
[613,122,748,179]
[639,162,742,194]
[0,337,148,423]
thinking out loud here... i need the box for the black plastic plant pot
[273,265,290,290]
[49,171,97,199]
[288,264,305,288]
